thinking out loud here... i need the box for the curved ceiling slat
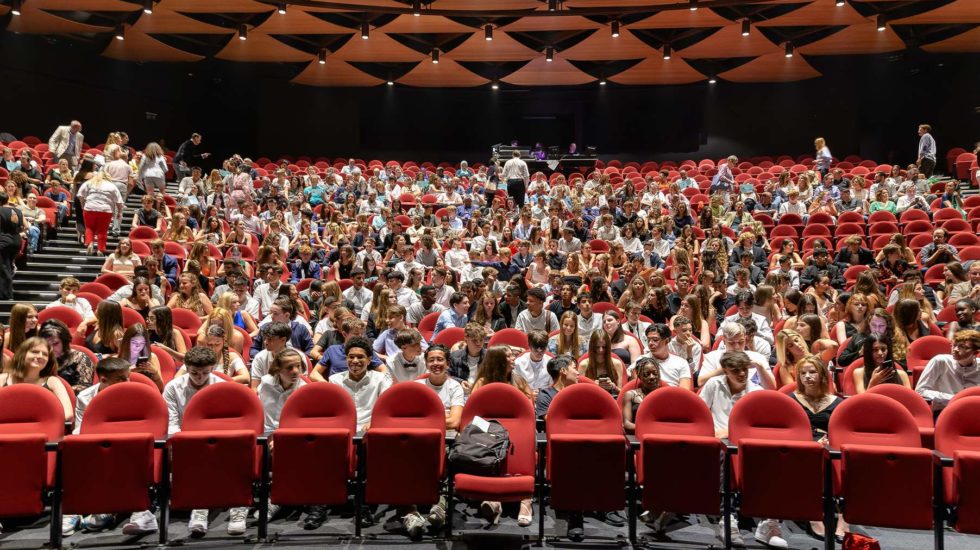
[292,59,386,86]
[719,51,821,82]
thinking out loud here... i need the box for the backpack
[448,419,512,476]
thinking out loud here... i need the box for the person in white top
[698,322,775,389]
[915,329,980,411]
[137,142,169,195]
[47,277,95,319]
[513,330,553,391]
[668,316,702,382]
[342,268,374,317]
[635,323,692,390]
[723,291,774,345]
[515,288,560,333]
[386,329,426,382]
[256,348,307,432]
[328,337,393,431]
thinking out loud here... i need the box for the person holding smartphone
[117,323,163,391]
[853,333,910,394]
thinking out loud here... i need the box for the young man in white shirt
[343,268,374,317]
[515,288,559,333]
[249,322,292,389]
[916,329,980,411]
[161,346,247,538]
[698,322,775,389]
[576,293,602,343]
[63,358,131,536]
[636,323,692,390]
[386,329,427,383]
[328,337,393,431]
[668,316,702,383]
[513,330,553,391]
[723,291,774,345]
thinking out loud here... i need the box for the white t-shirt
[700,349,771,388]
[699,376,762,433]
[386,350,426,383]
[515,309,559,333]
[514,352,553,391]
[415,376,465,415]
[632,353,691,387]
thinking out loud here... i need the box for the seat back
[432,327,465,347]
[461,383,536,477]
[487,328,529,349]
[280,383,357,431]
[0,385,66,516]
[634,386,714,438]
[729,391,813,444]
[79,383,168,437]
[38,306,83,331]
[0,384,66,441]
[935,396,980,523]
[181,382,264,434]
[546,383,625,511]
[866,384,933,430]
[829,393,921,449]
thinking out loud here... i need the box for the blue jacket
[290,260,322,283]
[250,320,314,358]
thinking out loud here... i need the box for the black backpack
[448,419,512,476]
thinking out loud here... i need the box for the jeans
[110,180,127,232]
[26,224,40,253]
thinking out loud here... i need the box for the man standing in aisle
[47,120,84,170]
[502,149,529,209]
[916,124,936,177]
[174,133,210,180]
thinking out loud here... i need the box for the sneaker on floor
[566,513,585,542]
[754,518,788,548]
[402,512,428,541]
[82,513,115,532]
[478,501,502,525]
[121,510,158,536]
[426,505,446,532]
[188,509,209,538]
[303,506,327,530]
[716,515,745,547]
[227,507,248,536]
[252,503,281,520]
[62,514,81,537]
[603,510,626,527]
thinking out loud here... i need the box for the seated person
[374,305,426,361]
[513,330,553,391]
[329,336,393,431]
[386,328,426,382]
[534,354,579,418]
[0,337,73,421]
[257,348,307,432]
[312,317,382,380]
[915,329,980,411]
[448,322,487,393]
[667,316,702,383]
[698,322,775,389]
[636,323,692,390]
[946,299,980,339]
[853,334,911,394]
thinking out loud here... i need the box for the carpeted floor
[1,503,976,549]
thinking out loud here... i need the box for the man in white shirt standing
[501,149,529,208]
[916,329,980,411]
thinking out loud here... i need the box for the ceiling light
[784,42,794,57]
[741,20,750,36]
[238,24,247,41]
[548,0,557,12]
[599,79,606,86]
[114,24,125,41]
[491,80,499,90]
[412,0,421,17]
[689,0,698,11]
[484,24,493,41]
[277,2,286,15]
[431,48,439,63]
[708,76,717,84]
[835,0,845,6]
[611,21,620,38]
[317,48,326,64]
[876,14,887,31]
[143,0,153,14]
[387,80,394,86]
[361,22,369,39]
[545,46,554,62]
[663,44,671,60]
[11,0,22,16]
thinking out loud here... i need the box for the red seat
[129,226,159,241]
[834,223,865,239]
[364,383,445,530]
[0,385,64,518]
[942,218,972,233]
[948,232,980,247]
[808,213,835,226]
[589,239,610,253]
[778,213,804,228]
[121,307,146,328]
[487,328,529,349]
[432,327,465,347]
[78,282,113,299]
[902,219,935,237]
[837,211,863,224]
[271,384,356,514]
[843,265,870,284]
[828,394,934,530]
[633,387,720,538]
[866,384,935,448]
[151,345,178,386]
[416,311,440,340]
[801,224,831,238]
[451,384,536,518]
[868,221,900,237]
[729,392,824,523]
[959,246,980,261]
[38,306,83,331]
[592,302,622,317]
[770,225,799,240]
[61,383,168,532]
[167,382,263,534]
[171,307,203,343]
[94,272,130,291]
[900,208,931,225]
[546,383,625,527]
[934,208,964,223]
[867,211,898,225]
[935,396,980,534]
[839,358,864,396]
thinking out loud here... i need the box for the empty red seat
[0,385,64,520]
[866,384,934,448]
[935,396,980,535]
[488,328,529,349]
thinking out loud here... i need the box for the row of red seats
[3,380,980,547]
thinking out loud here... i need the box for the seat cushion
[454,473,534,502]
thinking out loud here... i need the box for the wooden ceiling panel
[799,22,905,54]
[561,26,659,60]
[757,1,870,27]
[609,55,706,85]
[103,29,204,61]
[30,0,137,9]
[292,60,386,86]
[502,56,596,86]
[631,9,733,29]
[329,32,428,61]
[719,51,821,82]
[217,33,313,62]
[254,9,353,33]
[7,5,113,33]
[380,15,480,33]
[500,16,601,31]
[397,58,490,87]
[922,26,980,52]
[892,0,980,24]
[157,0,273,12]
[447,31,539,61]
[677,24,780,58]
[131,8,229,33]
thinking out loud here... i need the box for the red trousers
[83,210,113,253]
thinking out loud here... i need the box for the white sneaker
[716,514,745,547]
[227,507,248,536]
[82,513,115,532]
[402,512,428,541]
[62,514,81,536]
[252,503,281,519]
[188,509,209,537]
[121,510,158,535]
[754,518,788,548]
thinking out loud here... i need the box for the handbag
[841,532,881,550]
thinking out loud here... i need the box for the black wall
[1,33,976,168]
